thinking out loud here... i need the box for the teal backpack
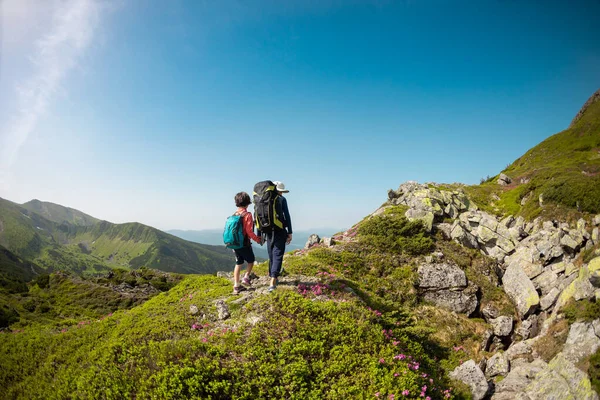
[223,212,246,249]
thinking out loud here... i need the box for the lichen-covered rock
[491,316,513,337]
[450,359,489,400]
[540,287,560,310]
[451,222,480,249]
[502,263,540,318]
[561,232,584,253]
[505,247,543,279]
[417,262,467,289]
[532,270,559,296]
[189,305,199,315]
[561,320,600,364]
[524,353,599,400]
[506,341,533,361]
[422,283,478,315]
[492,359,547,399]
[405,208,435,232]
[486,352,510,377]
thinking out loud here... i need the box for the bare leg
[245,262,254,279]
[270,277,277,287]
[233,263,243,287]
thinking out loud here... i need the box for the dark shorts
[233,246,255,265]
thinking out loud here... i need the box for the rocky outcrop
[389,181,600,400]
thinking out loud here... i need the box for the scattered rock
[498,173,512,186]
[561,320,600,364]
[215,300,230,320]
[486,352,510,377]
[321,237,335,247]
[305,234,320,249]
[506,341,532,361]
[481,330,494,351]
[502,263,540,318]
[540,288,560,311]
[217,271,232,279]
[189,305,199,315]
[482,304,500,321]
[516,314,540,340]
[449,359,489,400]
[491,316,513,337]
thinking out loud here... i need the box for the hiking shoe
[268,286,276,293]
[242,276,251,286]
[233,286,246,295]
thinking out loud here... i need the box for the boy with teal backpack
[223,192,262,294]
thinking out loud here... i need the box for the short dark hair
[235,192,251,207]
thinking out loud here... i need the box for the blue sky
[1,0,599,232]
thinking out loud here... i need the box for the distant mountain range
[0,198,235,277]
[168,228,345,259]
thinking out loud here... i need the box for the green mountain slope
[21,200,99,226]
[465,88,600,220]
[0,245,43,294]
[0,198,234,275]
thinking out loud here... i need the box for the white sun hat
[273,181,289,193]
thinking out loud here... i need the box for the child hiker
[232,192,262,294]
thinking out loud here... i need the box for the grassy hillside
[0,197,235,276]
[465,89,600,221]
[0,205,494,398]
[0,245,43,294]
[21,199,99,226]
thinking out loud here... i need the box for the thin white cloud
[0,0,102,192]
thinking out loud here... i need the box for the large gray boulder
[491,316,514,337]
[562,320,600,364]
[450,359,489,400]
[492,359,547,399]
[502,263,540,318]
[417,262,467,289]
[422,283,479,315]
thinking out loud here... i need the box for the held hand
[286,234,292,245]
